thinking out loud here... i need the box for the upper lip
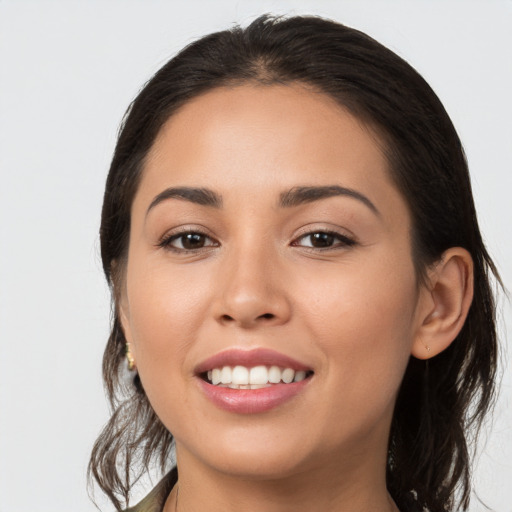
[194,348,313,375]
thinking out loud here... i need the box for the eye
[159,231,218,252]
[292,231,356,250]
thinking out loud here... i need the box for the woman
[89,14,501,512]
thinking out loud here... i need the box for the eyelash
[292,230,357,251]
[158,229,357,253]
[158,229,218,253]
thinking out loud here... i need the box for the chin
[178,426,316,480]
[209,451,309,481]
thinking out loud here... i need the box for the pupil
[311,233,334,247]
[183,233,204,249]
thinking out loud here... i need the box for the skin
[120,84,473,512]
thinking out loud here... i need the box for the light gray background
[0,1,510,511]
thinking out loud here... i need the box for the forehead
[148,84,384,168]
[135,84,407,227]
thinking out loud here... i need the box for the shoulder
[123,467,178,512]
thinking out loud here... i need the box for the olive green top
[124,468,177,512]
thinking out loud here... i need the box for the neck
[164,446,399,512]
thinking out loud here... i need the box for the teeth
[268,365,281,384]
[294,370,306,382]
[227,383,271,389]
[212,368,221,385]
[232,366,249,385]
[249,365,268,385]
[205,365,311,387]
[282,368,294,384]
[221,366,232,384]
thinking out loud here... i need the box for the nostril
[218,312,278,325]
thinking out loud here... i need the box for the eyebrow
[279,186,380,216]
[146,187,222,215]
[146,184,379,216]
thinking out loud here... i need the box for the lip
[194,348,314,414]
[197,379,311,414]
[194,347,312,374]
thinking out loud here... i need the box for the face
[120,84,428,481]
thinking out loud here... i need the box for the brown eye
[162,231,217,251]
[308,233,335,248]
[294,231,356,249]
[180,233,207,249]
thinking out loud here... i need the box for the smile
[204,365,311,389]
[195,348,314,413]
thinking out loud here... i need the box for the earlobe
[111,258,137,370]
[411,248,474,360]
[119,304,137,370]
[115,278,137,369]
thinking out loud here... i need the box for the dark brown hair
[89,14,501,512]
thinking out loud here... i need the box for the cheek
[295,255,418,414]
[124,256,214,379]
[298,252,418,339]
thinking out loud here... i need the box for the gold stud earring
[125,343,136,371]
[418,335,431,355]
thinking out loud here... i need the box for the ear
[119,299,133,344]
[118,298,138,370]
[411,248,474,360]
[112,259,137,363]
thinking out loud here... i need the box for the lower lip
[197,377,311,414]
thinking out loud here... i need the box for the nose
[212,246,292,329]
